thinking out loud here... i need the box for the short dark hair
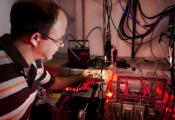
[10,0,59,39]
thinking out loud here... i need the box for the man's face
[36,10,67,60]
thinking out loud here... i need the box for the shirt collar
[0,34,29,67]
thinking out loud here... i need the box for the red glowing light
[106,91,113,98]
[156,86,162,94]
[166,107,172,113]
[106,99,109,103]
[124,80,128,95]
[171,95,174,100]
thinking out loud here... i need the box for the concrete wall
[75,0,175,58]
[0,0,16,36]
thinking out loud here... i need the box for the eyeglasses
[43,35,64,47]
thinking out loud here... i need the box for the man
[0,0,84,119]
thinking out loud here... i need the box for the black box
[68,40,90,68]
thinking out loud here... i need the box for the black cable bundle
[103,0,113,61]
[118,0,175,40]
[117,0,175,57]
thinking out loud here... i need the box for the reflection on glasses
[42,35,64,47]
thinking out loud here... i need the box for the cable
[66,34,76,41]
[160,26,175,120]
[138,2,175,19]
[133,37,143,56]
[85,27,102,40]
[117,0,175,41]
[56,95,73,120]
[150,33,158,60]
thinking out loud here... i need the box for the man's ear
[30,32,41,47]
[31,38,38,47]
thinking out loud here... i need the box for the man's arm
[48,75,84,90]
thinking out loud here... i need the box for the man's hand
[82,68,113,81]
